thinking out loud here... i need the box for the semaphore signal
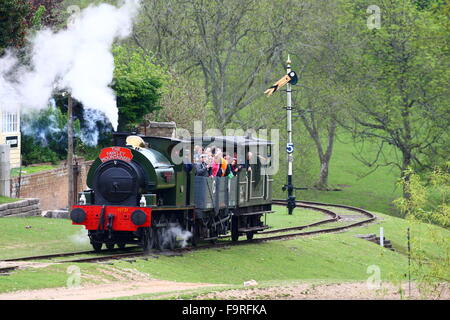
[264,55,298,215]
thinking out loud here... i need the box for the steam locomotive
[70,133,274,251]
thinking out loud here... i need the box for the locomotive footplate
[234,210,274,216]
[238,225,270,233]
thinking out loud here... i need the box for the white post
[0,144,11,197]
[286,55,295,215]
[380,227,384,247]
[286,55,293,178]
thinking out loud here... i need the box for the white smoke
[0,0,141,130]
[163,224,193,249]
[69,228,90,246]
[80,108,104,146]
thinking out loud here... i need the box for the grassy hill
[296,132,403,216]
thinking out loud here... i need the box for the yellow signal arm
[264,71,298,96]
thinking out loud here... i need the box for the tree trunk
[401,151,413,201]
[312,118,336,190]
[316,158,330,189]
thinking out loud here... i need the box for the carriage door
[249,144,265,201]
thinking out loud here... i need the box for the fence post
[379,227,384,247]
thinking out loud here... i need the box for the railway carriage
[70,133,274,251]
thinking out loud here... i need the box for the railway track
[0,199,376,270]
[1,246,141,263]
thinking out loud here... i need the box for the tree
[288,0,352,189]
[21,102,81,164]
[341,0,449,199]
[0,0,30,55]
[133,0,306,130]
[25,0,63,28]
[146,71,210,132]
[112,46,165,131]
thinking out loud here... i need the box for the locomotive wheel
[231,215,239,242]
[142,228,152,252]
[148,227,156,250]
[117,242,126,250]
[106,243,115,250]
[246,232,254,240]
[92,242,102,252]
[154,228,163,251]
[190,224,199,247]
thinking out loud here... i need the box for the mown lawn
[0,196,18,204]
[10,165,58,178]
[0,217,91,260]
[1,206,447,294]
[116,210,448,285]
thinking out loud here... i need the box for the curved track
[0,200,376,268]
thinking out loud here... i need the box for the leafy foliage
[339,0,449,198]
[26,0,63,28]
[395,166,449,227]
[21,104,80,165]
[394,166,449,295]
[0,0,30,55]
[147,72,210,132]
[112,46,165,131]
[21,135,60,165]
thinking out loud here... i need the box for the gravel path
[0,279,219,300]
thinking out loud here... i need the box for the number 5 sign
[286,143,294,154]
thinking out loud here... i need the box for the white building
[0,110,21,168]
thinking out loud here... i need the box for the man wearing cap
[194,153,209,177]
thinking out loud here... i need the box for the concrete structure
[0,198,41,217]
[0,110,21,168]
[0,144,10,197]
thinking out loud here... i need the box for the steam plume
[0,0,141,130]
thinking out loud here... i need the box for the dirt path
[0,279,219,300]
[198,282,449,300]
[2,280,447,300]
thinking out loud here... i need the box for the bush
[21,135,60,165]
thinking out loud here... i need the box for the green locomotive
[70,133,273,251]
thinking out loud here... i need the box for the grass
[0,196,18,204]
[0,206,447,296]
[0,206,322,260]
[264,205,327,229]
[297,133,403,216]
[115,208,448,286]
[0,217,91,259]
[10,165,58,178]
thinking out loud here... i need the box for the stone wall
[138,121,176,138]
[10,160,93,210]
[0,198,40,217]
